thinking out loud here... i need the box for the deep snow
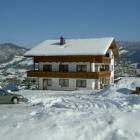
[0,77,140,140]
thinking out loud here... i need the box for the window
[76,80,86,88]
[46,79,52,86]
[77,65,87,72]
[106,53,110,57]
[105,65,109,71]
[43,64,52,71]
[95,65,99,72]
[59,79,69,87]
[100,65,110,71]
[59,64,68,71]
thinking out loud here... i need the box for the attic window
[106,53,109,57]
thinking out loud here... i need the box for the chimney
[60,36,65,45]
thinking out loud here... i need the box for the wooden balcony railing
[27,70,111,79]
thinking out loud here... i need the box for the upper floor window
[95,65,99,72]
[59,79,69,87]
[76,80,86,88]
[100,65,110,71]
[59,64,68,72]
[105,65,109,71]
[77,65,87,72]
[43,64,52,71]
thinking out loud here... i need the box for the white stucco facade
[33,49,114,90]
[37,78,96,91]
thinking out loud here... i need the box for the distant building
[24,37,118,90]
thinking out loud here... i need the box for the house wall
[38,62,91,72]
[105,49,114,84]
[37,78,96,90]
[38,62,112,73]
[35,49,115,90]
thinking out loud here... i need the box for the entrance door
[43,79,48,90]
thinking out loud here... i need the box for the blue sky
[0,0,140,48]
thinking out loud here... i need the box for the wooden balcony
[27,70,111,79]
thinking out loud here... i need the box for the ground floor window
[76,80,86,88]
[43,79,52,90]
[43,79,52,86]
[47,79,52,86]
[59,79,69,87]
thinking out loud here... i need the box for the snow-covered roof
[25,37,115,56]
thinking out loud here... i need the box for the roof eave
[109,40,119,58]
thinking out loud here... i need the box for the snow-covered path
[0,77,140,140]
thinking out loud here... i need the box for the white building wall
[91,63,95,72]
[38,78,43,90]
[39,61,113,73]
[38,78,96,90]
[108,49,114,84]
[39,62,91,72]
[38,62,43,71]
[36,50,115,90]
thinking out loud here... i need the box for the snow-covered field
[1,77,140,140]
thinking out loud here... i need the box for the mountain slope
[0,43,27,64]
[117,41,140,68]
[0,43,33,71]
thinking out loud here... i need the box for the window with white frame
[46,79,52,86]
[43,64,52,71]
[76,80,86,88]
[59,79,69,87]
[59,64,68,71]
[77,65,87,72]
[95,64,99,72]
[105,65,109,71]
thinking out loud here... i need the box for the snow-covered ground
[0,77,140,140]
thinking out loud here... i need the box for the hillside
[0,43,32,71]
[0,43,28,64]
[117,41,140,68]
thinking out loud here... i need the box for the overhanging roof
[24,37,118,58]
